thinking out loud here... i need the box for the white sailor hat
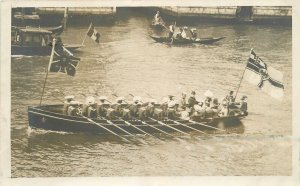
[191,28,197,31]
[64,95,75,100]
[182,92,187,95]
[204,90,214,98]
[98,96,108,101]
[168,100,176,108]
[85,96,95,105]
[194,104,202,112]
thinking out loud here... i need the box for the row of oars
[49,89,237,142]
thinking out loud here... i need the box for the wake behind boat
[150,35,226,45]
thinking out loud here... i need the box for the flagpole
[81,23,92,46]
[234,48,253,101]
[39,38,57,105]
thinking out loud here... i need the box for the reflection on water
[11,13,292,177]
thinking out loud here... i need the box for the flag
[86,23,100,43]
[49,44,80,76]
[244,49,284,100]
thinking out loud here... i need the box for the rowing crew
[62,90,248,122]
[169,24,198,41]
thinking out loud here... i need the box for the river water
[11,12,292,177]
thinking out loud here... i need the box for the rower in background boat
[63,95,75,115]
[154,11,162,23]
[189,28,198,40]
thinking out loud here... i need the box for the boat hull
[28,105,243,135]
[150,35,225,45]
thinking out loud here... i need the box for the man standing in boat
[169,21,176,38]
[188,91,198,109]
[154,11,162,23]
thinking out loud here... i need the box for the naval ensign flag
[86,23,101,43]
[244,49,284,100]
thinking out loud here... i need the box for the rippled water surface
[11,12,292,177]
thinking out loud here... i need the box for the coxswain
[67,101,81,116]
[63,95,75,115]
[97,96,110,117]
[188,91,198,108]
[239,95,248,116]
[169,22,176,38]
[82,96,95,117]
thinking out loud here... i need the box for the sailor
[154,11,161,23]
[176,28,184,39]
[239,95,248,116]
[218,99,229,117]
[204,90,214,108]
[82,96,96,117]
[167,99,177,119]
[87,102,97,118]
[179,92,187,108]
[114,97,126,117]
[169,22,176,38]
[182,27,187,39]
[179,106,190,120]
[160,97,169,114]
[228,90,235,103]
[190,103,205,121]
[129,96,142,118]
[188,91,198,108]
[145,99,156,118]
[190,28,197,40]
[210,98,221,118]
[67,101,81,116]
[63,95,75,115]
[97,96,110,117]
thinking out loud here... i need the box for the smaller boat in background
[150,35,226,45]
[11,26,82,56]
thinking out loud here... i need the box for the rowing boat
[151,23,166,30]
[150,35,226,45]
[28,104,244,135]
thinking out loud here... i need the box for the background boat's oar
[80,115,130,142]
[147,117,189,135]
[98,116,134,136]
[168,119,207,135]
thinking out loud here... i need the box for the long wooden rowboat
[150,35,226,45]
[28,105,244,135]
[15,25,64,35]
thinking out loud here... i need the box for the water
[11,13,292,177]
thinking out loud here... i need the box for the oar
[80,115,130,142]
[168,119,207,135]
[98,116,134,136]
[128,93,175,137]
[133,117,174,137]
[147,117,189,135]
[117,116,156,138]
[111,93,157,138]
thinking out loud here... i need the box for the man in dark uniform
[239,95,248,116]
[188,91,197,108]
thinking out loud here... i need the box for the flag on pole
[86,23,100,43]
[244,49,284,100]
[49,44,80,76]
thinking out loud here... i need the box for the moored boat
[28,104,244,135]
[11,26,82,56]
[150,35,226,45]
[15,25,64,35]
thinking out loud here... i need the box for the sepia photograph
[1,1,299,185]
